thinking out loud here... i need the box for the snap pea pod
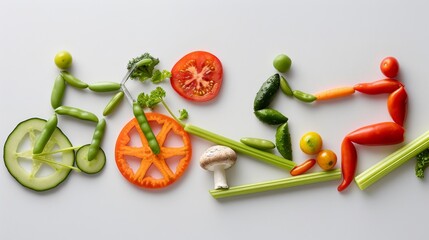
[88,82,121,92]
[280,76,293,97]
[88,118,106,161]
[33,114,58,154]
[103,91,124,116]
[51,75,66,109]
[55,106,99,123]
[60,71,88,89]
[240,137,276,150]
[133,102,160,154]
[293,90,317,103]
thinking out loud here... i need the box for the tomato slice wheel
[115,112,192,189]
[170,51,223,102]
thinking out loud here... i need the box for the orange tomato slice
[115,112,192,189]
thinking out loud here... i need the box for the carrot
[314,86,355,101]
[115,112,192,189]
[290,159,316,176]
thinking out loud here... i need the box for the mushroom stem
[213,165,228,189]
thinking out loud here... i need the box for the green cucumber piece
[76,144,106,174]
[253,74,280,111]
[4,118,75,191]
[276,123,293,160]
[254,108,288,125]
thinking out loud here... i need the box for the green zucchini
[76,144,106,174]
[3,118,75,191]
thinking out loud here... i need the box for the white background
[1,0,428,239]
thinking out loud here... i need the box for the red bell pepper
[354,79,403,95]
[388,86,407,126]
[346,122,405,146]
[290,159,316,176]
[338,137,357,192]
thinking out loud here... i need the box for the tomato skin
[299,132,323,155]
[170,51,223,102]
[316,149,337,170]
[380,56,399,78]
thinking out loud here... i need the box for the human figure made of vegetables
[315,57,408,191]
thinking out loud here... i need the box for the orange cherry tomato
[115,112,192,189]
[380,56,399,78]
[316,149,337,170]
[170,51,223,102]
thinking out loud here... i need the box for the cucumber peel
[4,118,75,191]
[76,144,106,174]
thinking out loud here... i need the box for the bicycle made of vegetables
[3,51,192,191]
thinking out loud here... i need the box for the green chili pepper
[33,114,58,154]
[88,118,106,161]
[55,106,99,123]
[103,91,124,116]
[60,71,88,89]
[51,75,66,109]
[280,76,293,97]
[293,90,317,103]
[88,82,121,92]
[133,102,160,154]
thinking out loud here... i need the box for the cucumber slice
[76,144,106,174]
[4,118,75,191]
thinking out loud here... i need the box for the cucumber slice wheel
[76,144,106,174]
[3,118,75,191]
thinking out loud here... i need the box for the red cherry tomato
[170,51,223,102]
[380,56,399,78]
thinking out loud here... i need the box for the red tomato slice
[170,51,223,102]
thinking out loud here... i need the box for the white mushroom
[200,145,237,189]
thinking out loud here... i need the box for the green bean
[133,102,160,154]
[33,114,58,154]
[103,91,124,116]
[88,118,106,161]
[279,76,293,97]
[88,82,121,92]
[240,137,276,150]
[293,90,317,103]
[55,106,99,123]
[51,75,66,109]
[60,71,88,89]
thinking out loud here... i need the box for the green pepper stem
[160,100,184,127]
[210,169,341,199]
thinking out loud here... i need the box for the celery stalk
[184,124,296,171]
[355,130,429,190]
[210,169,341,199]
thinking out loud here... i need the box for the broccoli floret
[127,53,170,83]
[415,148,429,178]
[136,87,189,124]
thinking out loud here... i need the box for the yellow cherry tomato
[299,132,323,155]
[316,149,337,170]
[54,50,73,69]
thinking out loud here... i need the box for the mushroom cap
[199,145,237,171]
